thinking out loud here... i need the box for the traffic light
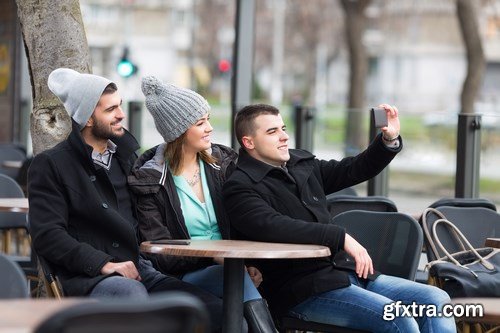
[117,47,138,78]
[218,59,231,73]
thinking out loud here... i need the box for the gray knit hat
[141,76,210,143]
[48,68,113,129]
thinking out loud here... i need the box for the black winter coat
[222,134,402,316]
[28,121,140,296]
[128,143,238,277]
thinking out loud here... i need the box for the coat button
[112,242,120,248]
[312,196,319,201]
[102,203,108,209]
[89,175,96,181]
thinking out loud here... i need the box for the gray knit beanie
[141,76,210,143]
[48,68,113,129]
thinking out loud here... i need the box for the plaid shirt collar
[91,140,117,170]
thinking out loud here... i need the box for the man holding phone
[223,103,456,332]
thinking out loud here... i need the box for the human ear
[241,136,254,150]
[85,114,95,127]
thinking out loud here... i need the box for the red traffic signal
[218,59,231,73]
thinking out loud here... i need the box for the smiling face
[87,91,125,141]
[242,113,290,166]
[183,113,213,154]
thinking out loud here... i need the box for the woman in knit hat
[128,76,277,333]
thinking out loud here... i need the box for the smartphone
[371,107,388,128]
[150,239,191,245]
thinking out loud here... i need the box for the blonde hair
[164,133,217,175]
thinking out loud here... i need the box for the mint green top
[172,159,222,240]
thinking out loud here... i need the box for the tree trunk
[16,0,92,155]
[341,0,370,155]
[456,0,485,114]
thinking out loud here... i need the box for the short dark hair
[234,104,279,147]
[102,82,118,95]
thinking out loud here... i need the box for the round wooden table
[2,160,23,169]
[485,238,500,248]
[0,198,29,213]
[451,298,500,331]
[0,298,92,332]
[141,239,331,333]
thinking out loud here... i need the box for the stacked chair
[0,253,29,298]
[420,198,500,333]
[428,197,496,211]
[420,198,500,262]
[0,143,26,180]
[0,174,38,287]
[326,194,397,218]
[326,187,358,198]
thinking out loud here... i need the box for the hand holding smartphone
[371,107,388,128]
[150,239,191,245]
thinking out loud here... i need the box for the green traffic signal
[117,59,136,78]
[117,47,138,78]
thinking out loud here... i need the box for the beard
[90,116,124,141]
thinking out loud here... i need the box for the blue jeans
[182,264,262,302]
[288,273,456,333]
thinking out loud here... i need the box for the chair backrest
[0,174,24,198]
[429,197,497,211]
[0,146,26,179]
[326,195,397,218]
[0,143,27,155]
[0,174,28,230]
[0,253,29,298]
[34,291,210,333]
[332,210,423,280]
[421,206,500,262]
[326,187,358,198]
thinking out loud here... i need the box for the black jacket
[28,121,140,296]
[128,143,238,276]
[222,134,402,315]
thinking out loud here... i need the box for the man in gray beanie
[28,68,223,332]
[47,68,114,130]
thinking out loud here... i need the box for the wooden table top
[0,298,92,333]
[2,160,23,169]
[141,239,331,259]
[451,298,500,324]
[0,198,29,213]
[485,238,500,248]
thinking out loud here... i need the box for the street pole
[231,0,255,149]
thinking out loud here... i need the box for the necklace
[185,167,201,187]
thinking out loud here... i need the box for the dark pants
[90,257,223,332]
